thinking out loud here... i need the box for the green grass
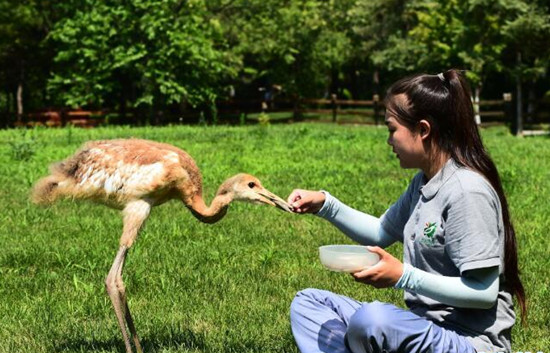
[246,110,378,124]
[0,124,549,352]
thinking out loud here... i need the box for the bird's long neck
[188,193,232,224]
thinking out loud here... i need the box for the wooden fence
[16,93,549,128]
[18,109,105,128]
[298,94,384,124]
[248,93,517,125]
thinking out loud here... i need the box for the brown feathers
[31,175,63,205]
[31,139,203,209]
[31,138,291,218]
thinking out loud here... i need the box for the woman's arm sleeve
[395,264,499,309]
[315,191,397,248]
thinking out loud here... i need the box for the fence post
[60,108,67,127]
[373,94,380,125]
[292,94,301,120]
[503,93,513,132]
[331,94,337,123]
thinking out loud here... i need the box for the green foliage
[47,0,240,108]
[1,0,549,125]
[257,112,271,126]
[502,1,550,81]
[353,0,548,89]
[0,0,57,120]
[209,97,219,126]
[0,124,549,352]
[364,0,503,83]
[228,0,355,97]
[6,130,37,161]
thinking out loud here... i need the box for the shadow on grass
[54,327,207,352]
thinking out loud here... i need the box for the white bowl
[319,245,380,273]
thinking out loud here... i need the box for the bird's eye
[248,182,256,189]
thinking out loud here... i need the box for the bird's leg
[124,297,142,353]
[106,200,151,353]
[106,246,133,353]
[117,254,143,353]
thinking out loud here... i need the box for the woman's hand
[352,246,404,288]
[287,189,326,214]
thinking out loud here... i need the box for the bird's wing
[63,142,180,201]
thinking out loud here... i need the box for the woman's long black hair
[385,69,527,323]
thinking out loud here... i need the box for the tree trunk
[373,69,380,125]
[330,68,339,96]
[292,94,302,120]
[373,69,380,97]
[7,91,14,127]
[5,89,11,115]
[16,62,24,124]
[8,89,12,114]
[473,86,481,125]
[0,90,8,128]
[527,87,536,124]
[331,93,337,123]
[119,86,127,125]
[514,51,523,136]
[179,96,188,123]
[349,65,359,100]
[16,82,23,124]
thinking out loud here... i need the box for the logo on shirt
[421,222,437,246]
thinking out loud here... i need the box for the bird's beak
[257,189,294,212]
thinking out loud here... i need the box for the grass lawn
[246,110,378,124]
[0,123,548,353]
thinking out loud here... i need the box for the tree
[348,0,414,97]
[357,0,543,123]
[48,0,240,123]
[0,0,55,126]
[502,1,550,133]
[503,0,550,82]
[1,0,549,127]
[223,0,355,100]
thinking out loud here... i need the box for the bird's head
[218,173,293,212]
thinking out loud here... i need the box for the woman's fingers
[287,189,311,213]
[287,190,325,214]
[351,246,403,288]
[292,197,309,213]
[287,189,305,204]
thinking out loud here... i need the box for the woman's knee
[290,288,323,318]
[346,301,391,344]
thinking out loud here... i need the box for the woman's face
[385,114,425,170]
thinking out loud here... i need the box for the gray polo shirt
[380,159,515,352]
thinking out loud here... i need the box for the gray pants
[290,288,477,353]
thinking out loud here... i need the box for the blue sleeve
[395,264,499,309]
[315,192,396,248]
[379,173,423,242]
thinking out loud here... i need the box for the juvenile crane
[32,138,292,353]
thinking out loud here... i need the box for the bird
[31,138,292,353]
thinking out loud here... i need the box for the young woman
[287,69,526,353]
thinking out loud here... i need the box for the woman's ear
[418,119,431,140]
